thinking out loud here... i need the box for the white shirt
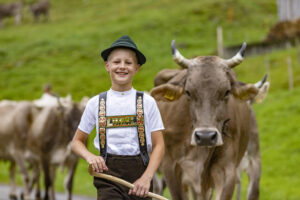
[78,88,164,155]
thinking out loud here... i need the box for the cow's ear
[252,82,270,104]
[231,83,259,101]
[150,83,184,102]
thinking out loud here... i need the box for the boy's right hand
[86,154,108,173]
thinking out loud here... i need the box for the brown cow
[150,40,259,200]
[0,100,37,200]
[29,0,50,22]
[0,1,22,27]
[235,108,260,200]
[236,78,269,200]
[152,76,269,199]
[0,97,85,200]
[27,101,83,200]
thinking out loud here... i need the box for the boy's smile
[115,70,128,77]
[105,48,140,91]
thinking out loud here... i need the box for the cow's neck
[179,147,215,194]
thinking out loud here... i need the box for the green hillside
[1,0,299,199]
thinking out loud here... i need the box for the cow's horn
[254,74,268,88]
[172,40,191,69]
[226,42,247,68]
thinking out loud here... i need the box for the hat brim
[101,46,146,66]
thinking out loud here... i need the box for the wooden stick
[88,165,168,200]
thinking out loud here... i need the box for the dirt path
[0,184,95,200]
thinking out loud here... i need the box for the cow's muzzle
[191,127,223,146]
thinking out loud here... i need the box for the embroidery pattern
[99,98,106,149]
[106,115,137,128]
[136,96,145,146]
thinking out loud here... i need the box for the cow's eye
[185,90,191,97]
[224,90,230,99]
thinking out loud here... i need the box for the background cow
[29,0,50,22]
[0,100,37,200]
[0,95,86,200]
[27,101,82,200]
[150,40,260,200]
[0,1,22,27]
[236,78,270,200]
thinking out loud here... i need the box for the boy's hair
[101,35,146,65]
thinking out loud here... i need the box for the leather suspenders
[98,91,149,166]
[136,91,149,166]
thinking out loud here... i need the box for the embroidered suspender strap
[98,92,108,161]
[136,91,149,166]
[97,91,149,165]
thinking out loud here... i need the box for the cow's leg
[153,174,164,195]
[162,160,188,200]
[33,168,42,200]
[15,13,21,25]
[245,114,261,200]
[64,159,78,200]
[9,162,17,200]
[49,165,57,200]
[235,168,242,200]
[0,19,4,28]
[213,164,236,200]
[190,187,198,200]
[34,14,39,22]
[45,10,49,22]
[13,151,31,200]
[245,157,261,200]
[42,160,51,200]
[28,161,41,200]
[191,187,211,200]
[42,162,57,200]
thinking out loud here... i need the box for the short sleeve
[146,96,164,133]
[78,97,97,134]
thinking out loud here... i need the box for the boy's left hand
[128,176,151,198]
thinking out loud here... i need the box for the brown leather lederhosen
[94,91,152,200]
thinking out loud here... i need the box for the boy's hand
[128,176,151,198]
[86,154,108,173]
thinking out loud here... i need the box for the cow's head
[151,40,258,147]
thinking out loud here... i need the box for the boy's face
[105,48,140,91]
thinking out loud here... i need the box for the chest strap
[98,91,149,166]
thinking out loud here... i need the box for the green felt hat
[101,35,146,65]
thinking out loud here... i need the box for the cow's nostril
[211,131,217,143]
[195,132,201,144]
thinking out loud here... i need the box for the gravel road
[0,184,95,200]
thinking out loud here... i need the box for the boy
[71,35,165,200]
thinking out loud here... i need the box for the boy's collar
[109,87,135,96]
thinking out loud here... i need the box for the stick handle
[88,165,168,200]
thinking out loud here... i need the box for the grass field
[1,0,300,199]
